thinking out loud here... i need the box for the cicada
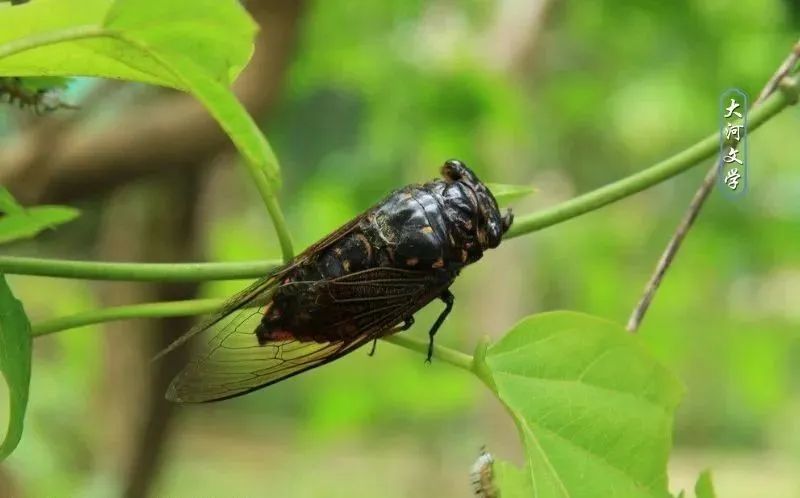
[163,159,513,402]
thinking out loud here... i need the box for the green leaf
[0,0,281,187]
[0,189,78,243]
[476,311,684,498]
[0,274,32,460]
[0,0,250,86]
[494,459,534,498]
[486,183,536,207]
[694,470,716,498]
[0,187,23,215]
[0,205,79,244]
[1,75,70,91]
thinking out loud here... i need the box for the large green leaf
[476,311,683,498]
[0,274,32,460]
[0,0,280,187]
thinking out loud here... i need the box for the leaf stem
[32,298,224,337]
[505,86,794,239]
[31,298,476,369]
[0,256,279,281]
[383,334,474,371]
[257,173,295,264]
[470,336,497,391]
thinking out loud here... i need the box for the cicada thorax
[369,173,505,272]
[369,186,457,271]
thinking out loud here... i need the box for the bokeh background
[1,1,799,497]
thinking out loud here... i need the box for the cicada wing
[153,268,290,363]
[157,213,365,366]
[166,306,374,402]
[166,267,450,403]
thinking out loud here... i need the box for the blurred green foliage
[2,0,800,496]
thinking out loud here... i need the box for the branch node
[779,75,800,105]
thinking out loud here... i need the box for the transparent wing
[165,304,374,403]
[158,211,366,364]
[153,271,285,363]
[166,267,449,403]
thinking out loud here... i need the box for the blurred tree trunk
[93,171,201,498]
[0,465,23,498]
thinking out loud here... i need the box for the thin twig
[0,256,279,281]
[626,39,800,333]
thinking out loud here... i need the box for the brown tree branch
[118,172,202,498]
[0,0,305,205]
[626,40,800,333]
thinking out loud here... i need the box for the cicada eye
[441,159,467,181]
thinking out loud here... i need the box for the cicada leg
[368,315,415,357]
[426,290,454,364]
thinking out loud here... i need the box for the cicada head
[441,159,513,256]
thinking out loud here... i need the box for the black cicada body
[165,160,513,402]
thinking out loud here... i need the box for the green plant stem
[32,298,223,337]
[383,334,474,371]
[505,85,794,239]
[261,179,295,263]
[0,256,279,281]
[238,162,294,263]
[31,298,475,369]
